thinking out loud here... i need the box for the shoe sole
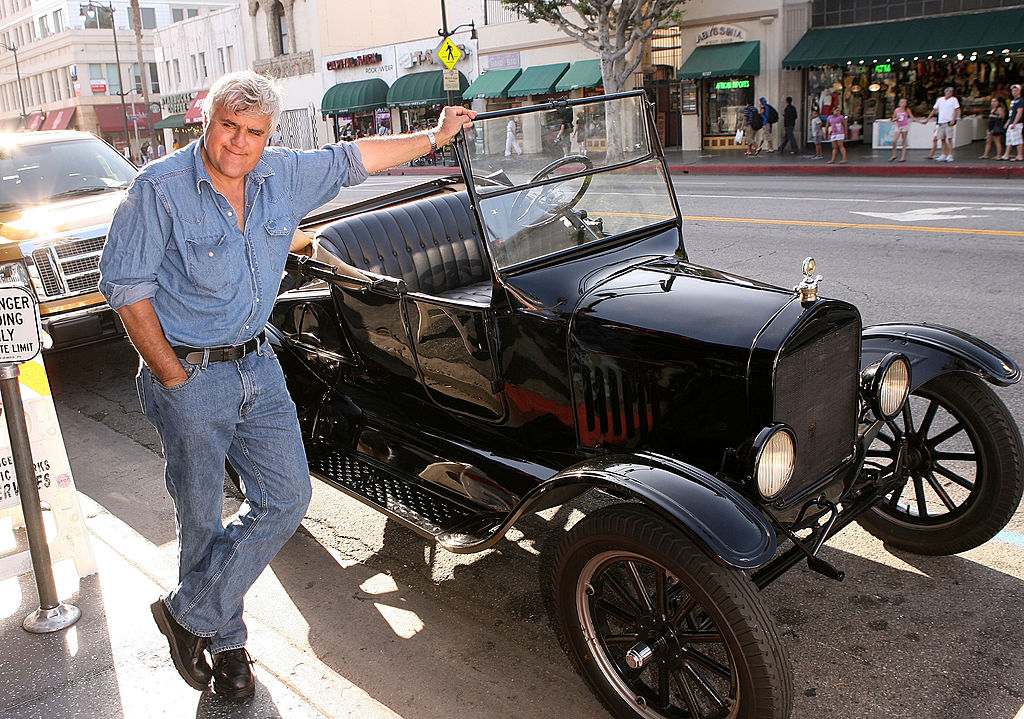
[214,679,256,701]
[151,600,211,691]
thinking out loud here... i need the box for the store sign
[0,286,41,364]
[327,53,383,71]
[695,24,746,47]
[488,52,520,70]
[874,63,892,73]
[90,79,107,94]
[715,80,750,89]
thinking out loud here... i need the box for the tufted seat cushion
[315,191,490,302]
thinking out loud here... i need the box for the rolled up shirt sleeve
[98,177,173,311]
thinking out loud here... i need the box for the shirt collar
[191,136,276,194]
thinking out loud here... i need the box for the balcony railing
[483,0,524,25]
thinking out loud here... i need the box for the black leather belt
[173,331,265,365]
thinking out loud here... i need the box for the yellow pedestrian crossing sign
[437,37,462,69]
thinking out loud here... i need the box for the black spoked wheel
[858,373,1023,555]
[552,505,791,719]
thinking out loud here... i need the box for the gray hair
[201,70,283,133]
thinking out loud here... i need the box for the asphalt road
[48,173,1024,719]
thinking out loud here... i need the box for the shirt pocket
[184,234,233,293]
[264,215,293,244]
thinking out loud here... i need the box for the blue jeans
[136,340,311,653]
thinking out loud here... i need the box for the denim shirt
[99,138,368,347]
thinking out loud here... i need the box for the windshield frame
[454,91,684,275]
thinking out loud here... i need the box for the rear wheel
[552,504,792,719]
[858,373,1023,555]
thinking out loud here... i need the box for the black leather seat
[316,191,491,305]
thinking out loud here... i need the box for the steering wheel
[509,154,594,229]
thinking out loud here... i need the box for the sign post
[0,284,80,633]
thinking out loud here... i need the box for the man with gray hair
[99,70,475,699]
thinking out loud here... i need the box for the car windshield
[0,136,137,211]
[465,93,678,270]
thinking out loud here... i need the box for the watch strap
[426,130,438,152]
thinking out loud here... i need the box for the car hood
[570,257,795,367]
[0,190,124,244]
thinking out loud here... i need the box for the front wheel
[858,373,1024,555]
[552,505,792,719]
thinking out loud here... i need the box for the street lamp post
[80,2,131,156]
[1,41,27,119]
[436,0,476,107]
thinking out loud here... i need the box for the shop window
[703,77,754,137]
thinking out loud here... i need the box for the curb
[377,162,1024,179]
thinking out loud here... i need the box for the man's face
[1014,86,1022,98]
[944,89,954,98]
[201,104,272,182]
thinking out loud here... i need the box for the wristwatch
[425,129,438,152]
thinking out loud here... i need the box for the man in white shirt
[922,87,961,162]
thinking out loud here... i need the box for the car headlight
[860,352,911,421]
[753,424,796,500]
[0,260,33,288]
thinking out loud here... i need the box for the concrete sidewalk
[381,139,1024,178]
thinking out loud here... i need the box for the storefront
[387,69,469,134]
[321,78,390,141]
[784,7,1024,149]
[462,68,522,112]
[677,40,760,150]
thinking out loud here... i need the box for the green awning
[321,78,389,114]
[462,69,522,99]
[555,59,603,92]
[386,71,468,108]
[507,63,569,98]
[783,7,1024,68]
[153,112,186,130]
[677,41,760,80]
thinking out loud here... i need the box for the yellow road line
[682,215,1024,237]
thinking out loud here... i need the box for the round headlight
[861,353,911,421]
[878,357,910,418]
[754,425,796,500]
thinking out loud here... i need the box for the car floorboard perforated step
[308,448,504,545]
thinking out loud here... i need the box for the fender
[438,452,776,568]
[862,322,1021,389]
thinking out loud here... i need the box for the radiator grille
[773,319,860,497]
[579,360,655,445]
[29,236,105,299]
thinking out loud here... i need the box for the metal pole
[439,0,454,107]
[0,364,81,633]
[102,3,132,157]
[1,42,27,119]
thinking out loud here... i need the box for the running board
[307,448,507,552]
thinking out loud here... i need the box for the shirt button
[227,211,233,216]
[208,251,214,257]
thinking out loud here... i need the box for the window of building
[187,8,198,17]
[226,45,234,69]
[129,7,157,29]
[274,2,288,55]
[83,6,114,29]
[190,54,198,84]
[217,47,225,75]
[37,14,50,38]
[149,63,159,93]
[106,62,121,95]
[198,51,207,81]
[52,8,63,33]
[173,58,181,84]
[172,7,183,22]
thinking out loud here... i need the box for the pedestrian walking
[269,124,284,146]
[777,97,798,155]
[980,96,1006,159]
[920,87,960,162]
[999,84,1023,161]
[574,111,588,155]
[741,101,762,155]
[98,69,475,700]
[759,98,778,152]
[505,116,522,156]
[825,105,847,164]
[888,98,917,162]
[809,108,824,158]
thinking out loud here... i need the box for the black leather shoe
[150,598,212,690]
[212,648,255,700]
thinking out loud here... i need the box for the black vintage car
[269,92,1023,719]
